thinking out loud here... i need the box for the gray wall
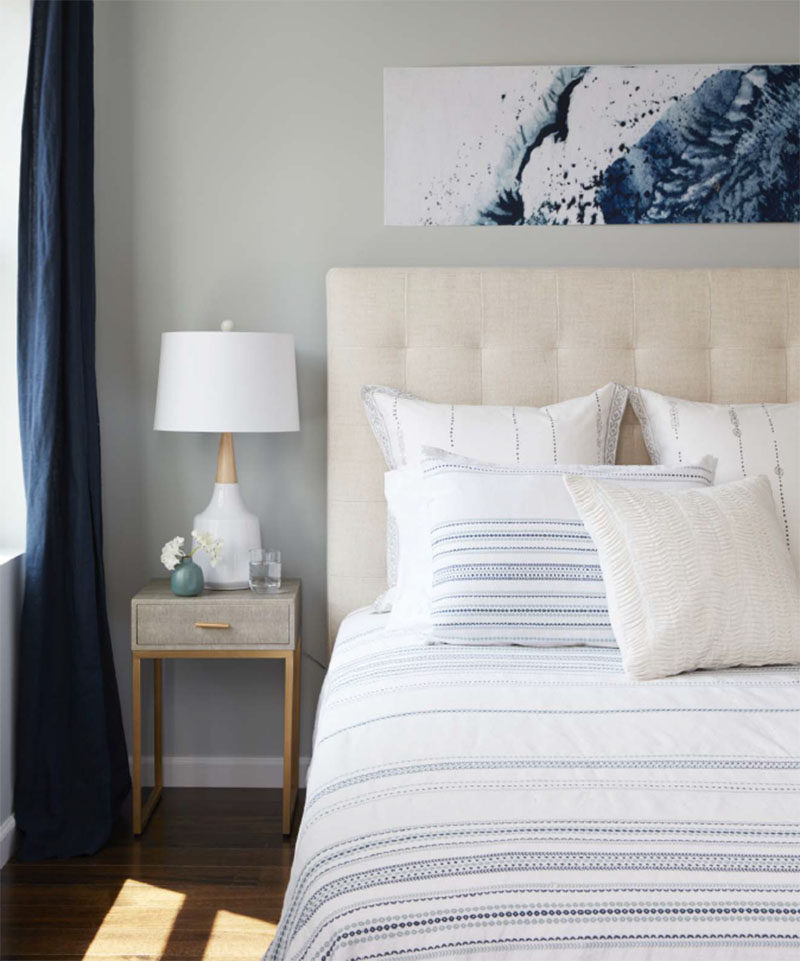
[0,554,23,862]
[93,1,800,768]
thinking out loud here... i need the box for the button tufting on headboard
[326,267,799,648]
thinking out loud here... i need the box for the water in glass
[265,550,281,591]
[249,549,281,593]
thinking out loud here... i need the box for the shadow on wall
[94,0,151,760]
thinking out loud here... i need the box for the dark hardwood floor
[1,788,301,961]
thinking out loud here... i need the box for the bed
[266,268,800,959]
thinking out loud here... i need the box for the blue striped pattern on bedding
[264,611,800,961]
[422,454,715,647]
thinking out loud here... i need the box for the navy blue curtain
[16,0,130,860]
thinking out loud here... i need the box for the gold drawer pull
[195,622,230,629]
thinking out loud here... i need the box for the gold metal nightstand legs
[132,657,163,835]
[132,643,301,837]
[283,637,301,835]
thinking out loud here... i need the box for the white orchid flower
[160,535,185,571]
[161,531,223,572]
[191,530,224,568]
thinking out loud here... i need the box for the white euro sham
[367,382,628,605]
[629,387,800,572]
[363,383,628,469]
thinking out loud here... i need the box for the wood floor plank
[0,788,300,961]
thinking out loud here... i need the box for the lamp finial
[221,319,234,332]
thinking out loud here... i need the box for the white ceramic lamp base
[188,433,261,589]
[193,483,261,589]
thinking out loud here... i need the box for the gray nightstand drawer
[135,600,293,648]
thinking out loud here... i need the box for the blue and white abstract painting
[384,64,800,225]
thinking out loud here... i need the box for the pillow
[629,387,799,572]
[363,383,628,469]
[419,448,716,646]
[565,474,800,680]
[367,383,629,607]
[385,466,431,628]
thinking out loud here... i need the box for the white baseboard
[129,754,311,789]
[0,814,15,867]
[0,756,303,868]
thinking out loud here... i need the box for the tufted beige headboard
[327,267,799,647]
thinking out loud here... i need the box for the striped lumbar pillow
[422,448,716,647]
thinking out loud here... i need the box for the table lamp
[154,322,299,589]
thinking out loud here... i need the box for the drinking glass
[264,550,282,591]
[249,549,281,593]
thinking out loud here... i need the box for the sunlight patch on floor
[202,909,278,960]
[83,878,185,960]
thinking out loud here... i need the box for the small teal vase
[170,556,204,596]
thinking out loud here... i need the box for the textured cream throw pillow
[565,474,800,680]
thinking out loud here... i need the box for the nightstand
[130,578,301,836]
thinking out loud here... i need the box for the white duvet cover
[266,610,800,960]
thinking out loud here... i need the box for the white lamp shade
[154,331,299,432]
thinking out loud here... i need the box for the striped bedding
[265,608,800,960]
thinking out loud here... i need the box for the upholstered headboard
[327,267,799,646]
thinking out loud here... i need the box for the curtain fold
[16,0,130,861]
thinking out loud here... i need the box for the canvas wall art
[384,64,799,226]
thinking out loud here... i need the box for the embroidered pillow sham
[366,383,628,605]
[363,383,628,470]
[629,387,799,572]
[565,474,800,680]
[421,448,716,647]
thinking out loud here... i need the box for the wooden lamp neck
[216,432,238,484]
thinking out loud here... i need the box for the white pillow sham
[384,466,431,628]
[363,383,628,469]
[565,474,800,680]
[367,383,629,605]
[629,387,799,572]
[413,448,716,646]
